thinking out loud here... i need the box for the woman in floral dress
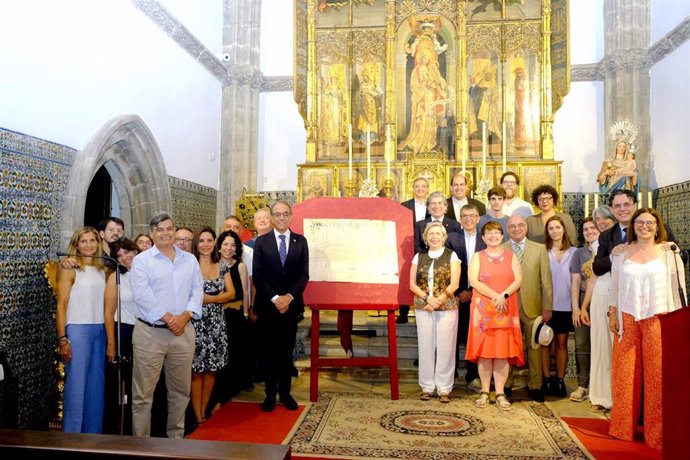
[191,227,234,425]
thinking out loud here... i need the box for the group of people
[56,202,309,438]
[405,173,685,449]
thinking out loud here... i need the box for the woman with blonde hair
[409,222,460,403]
[56,226,108,433]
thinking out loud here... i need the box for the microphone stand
[670,245,688,308]
[58,251,127,435]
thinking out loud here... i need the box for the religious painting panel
[336,165,369,197]
[316,0,350,28]
[299,166,335,202]
[522,164,559,205]
[504,22,542,159]
[395,15,457,158]
[375,166,403,201]
[352,0,385,28]
[351,58,385,161]
[505,0,542,20]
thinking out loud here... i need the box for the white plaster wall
[258,92,307,191]
[570,0,604,65]
[651,0,690,43]
[260,0,294,76]
[0,0,222,188]
[649,40,690,188]
[159,0,222,56]
[554,82,605,192]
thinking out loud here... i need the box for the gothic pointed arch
[60,114,171,244]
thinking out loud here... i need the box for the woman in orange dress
[467,221,523,410]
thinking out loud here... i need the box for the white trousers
[589,285,613,408]
[416,309,458,394]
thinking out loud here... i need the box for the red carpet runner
[562,417,661,460]
[187,400,306,445]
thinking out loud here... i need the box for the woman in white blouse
[607,208,686,450]
[409,222,460,403]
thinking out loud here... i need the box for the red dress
[465,249,524,365]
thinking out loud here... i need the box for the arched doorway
[60,114,171,246]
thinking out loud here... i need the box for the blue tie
[279,234,287,266]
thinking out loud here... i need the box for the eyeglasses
[508,223,526,230]
[612,202,634,210]
[484,230,503,237]
[460,214,479,219]
[537,196,553,202]
[634,219,657,227]
[175,237,192,243]
[272,212,292,218]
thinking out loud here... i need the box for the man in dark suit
[445,204,486,389]
[445,172,486,223]
[400,177,431,224]
[414,192,461,253]
[252,201,309,412]
[593,189,677,276]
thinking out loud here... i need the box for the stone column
[602,0,650,189]
[217,0,263,227]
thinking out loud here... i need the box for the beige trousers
[131,322,195,438]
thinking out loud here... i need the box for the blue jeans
[63,324,106,433]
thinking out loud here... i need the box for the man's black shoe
[528,389,545,402]
[396,314,408,324]
[280,394,298,411]
[261,396,276,412]
[541,377,554,396]
[555,378,567,397]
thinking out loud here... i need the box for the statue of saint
[321,74,346,145]
[597,140,639,195]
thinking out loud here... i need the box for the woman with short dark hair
[526,184,577,244]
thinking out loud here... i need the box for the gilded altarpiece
[296,0,569,203]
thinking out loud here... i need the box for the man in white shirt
[500,171,533,218]
[130,213,203,438]
[445,172,486,223]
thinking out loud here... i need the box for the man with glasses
[593,189,677,276]
[503,214,553,402]
[446,204,486,391]
[500,171,533,219]
[174,227,194,253]
[252,201,309,412]
[445,172,486,223]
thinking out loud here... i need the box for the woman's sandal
[474,391,490,408]
[420,392,433,401]
[495,393,512,411]
[439,393,451,404]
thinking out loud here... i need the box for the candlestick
[502,121,507,173]
[584,193,589,217]
[594,193,599,209]
[366,125,371,180]
[637,192,642,209]
[348,124,353,180]
[481,122,487,176]
[647,191,652,208]
[461,123,467,173]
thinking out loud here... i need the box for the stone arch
[60,114,171,246]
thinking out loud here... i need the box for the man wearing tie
[414,192,461,254]
[503,214,553,402]
[446,204,486,390]
[252,201,309,412]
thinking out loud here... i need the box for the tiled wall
[0,128,75,428]
[169,176,217,231]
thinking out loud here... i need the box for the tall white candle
[366,125,371,179]
[461,123,467,173]
[481,122,487,176]
[594,193,599,209]
[647,191,652,208]
[584,193,590,217]
[637,192,642,209]
[348,124,353,180]
[502,122,507,173]
[386,125,391,180]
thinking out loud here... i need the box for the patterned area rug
[289,392,589,459]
